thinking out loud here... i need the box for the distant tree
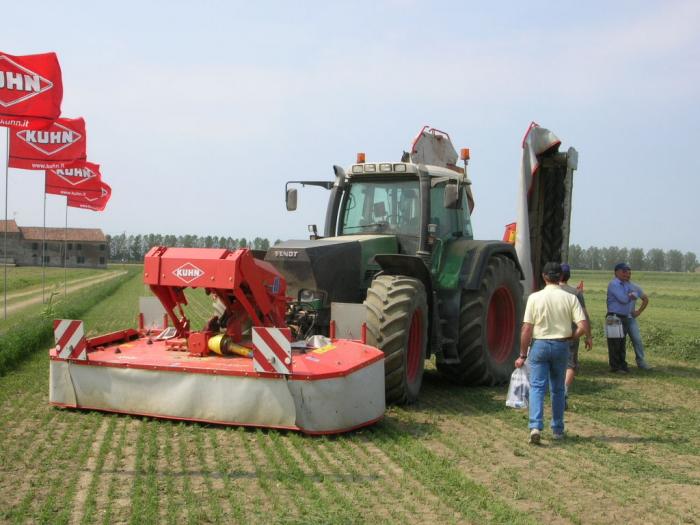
[204,235,215,248]
[239,238,247,248]
[629,248,645,270]
[666,249,684,272]
[601,246,622,270]
[585,246,602,270]
[252,237,270,250]
[646,248,665,271]
[274,239,283,246]
[683,252,698,272]
[164,234,178,247]
[568,244,584,268]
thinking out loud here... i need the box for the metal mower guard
[49,247,385,434]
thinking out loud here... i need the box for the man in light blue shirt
[606,262,637,372]
[627,280,651,369]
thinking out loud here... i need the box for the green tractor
[265,127,575,404]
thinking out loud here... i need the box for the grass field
[0,268,698,524]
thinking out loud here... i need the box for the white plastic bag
[605,315,624,338]
[505,366,530,408]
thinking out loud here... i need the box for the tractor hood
[265,235,398,305]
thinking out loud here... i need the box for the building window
[43,256,50,263]
[68,243,73,250]
[100,244,105,251]
[32,242,38,250]
[99,257,105,265]
[77,256,85,264]
[76,244,82,250]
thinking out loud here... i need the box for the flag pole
[3,126,9,320]
[42,185,47,303]
[64,201,68,298]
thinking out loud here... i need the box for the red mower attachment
[49,247,385,434]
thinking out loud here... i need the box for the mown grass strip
[206,427,249,523]
[79,417,117,525]
[29,412,103,524]
[101,417,129,525]
[129,419,160,524]
[192,424,225,523]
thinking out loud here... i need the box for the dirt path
[2,270,127,316]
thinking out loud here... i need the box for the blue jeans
[528,339,569,433]
[627,317,648,366]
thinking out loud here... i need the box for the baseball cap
[542,262,562,280]
[560,263,571,278]
[614,262,631,271]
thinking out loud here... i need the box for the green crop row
[0,267,140,376]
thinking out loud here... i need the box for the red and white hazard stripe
[53,319,87,360]
[252,327,292,375]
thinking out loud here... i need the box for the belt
[607,312,628,318]
[533,338,571,342]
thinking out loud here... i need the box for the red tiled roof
[0,220,20,233]
[19,227,106,242]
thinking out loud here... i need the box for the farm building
[0,220,108,268]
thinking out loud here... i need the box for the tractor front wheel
[364,275,427,405]
[438,255,523,386]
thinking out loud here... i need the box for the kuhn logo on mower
[173,263,205,284]
[0,55,53,108]
[16,124,82,156]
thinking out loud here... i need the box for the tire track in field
[4,270,127,316]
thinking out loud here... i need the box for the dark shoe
[612,369,628,374]
[638,363,653,370]
[552,432,565,441]
[529,429,541,445]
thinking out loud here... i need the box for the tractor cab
[332,163,474,256]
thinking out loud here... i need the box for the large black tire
[437,255,523,386]
[364,275,428,405]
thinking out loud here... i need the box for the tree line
[567,245,698,272]
[106,233,280,262]
[105,234,698,272]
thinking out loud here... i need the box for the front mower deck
[49,330,385,434]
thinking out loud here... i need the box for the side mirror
[444,183,461,209]
[286,188,298,211]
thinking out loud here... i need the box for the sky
[1,0,699,254]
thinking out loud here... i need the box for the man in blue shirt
[606,262,638,373]
[627,279,652,369]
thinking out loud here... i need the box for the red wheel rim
[487,287,515,363]
[406,309,423,381]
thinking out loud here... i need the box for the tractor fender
[437,239,524,291]
[373,253,432,298]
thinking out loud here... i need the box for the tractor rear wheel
[438,255,523,386]
[364,275,427,405]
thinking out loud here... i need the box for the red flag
[67,181,111,211]
[45,162,102,199]
[9,117,87,169]
[0,51,62,130]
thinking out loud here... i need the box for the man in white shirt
[515,262,588,444]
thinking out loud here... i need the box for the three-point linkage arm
[143,247,288,340]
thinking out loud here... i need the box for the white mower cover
[515,123,562,294]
